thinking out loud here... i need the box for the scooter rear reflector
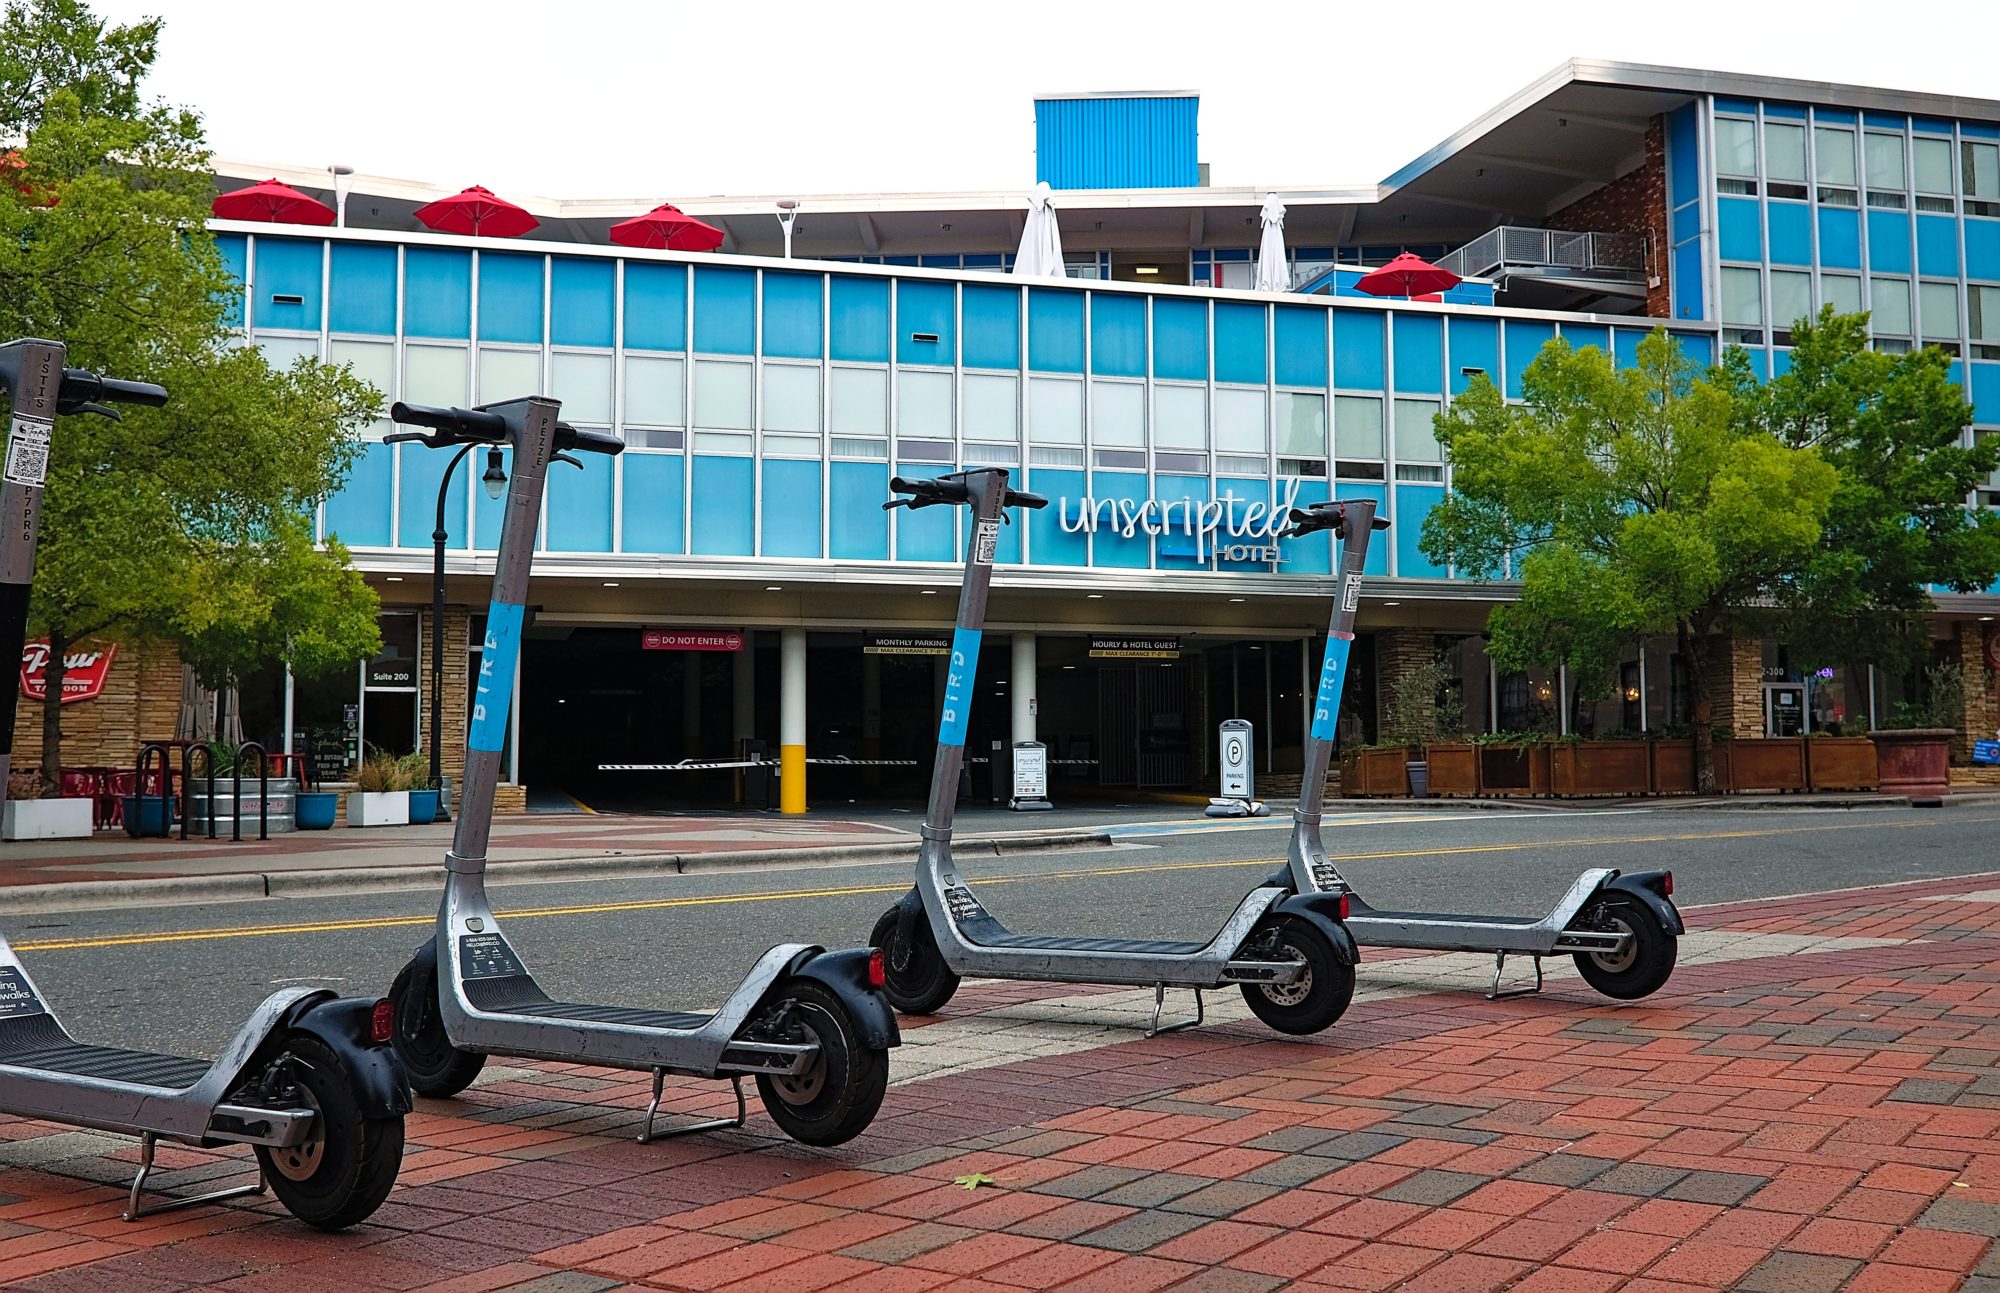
[1662,872,1674,897]
[370,998,395,1044]
[1336,894,1351,921]
[867,949,887,989]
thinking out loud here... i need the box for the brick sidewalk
[0,874,1996,1291]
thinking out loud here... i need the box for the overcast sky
[95,0,2000,200]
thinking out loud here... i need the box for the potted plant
[3,771,94,841]
[401,752,441,824]
[1384,654,1470,797]
[346,747,411,827]
[1870,663,1961,806]
[1806,720,1878,791]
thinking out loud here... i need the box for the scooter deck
[961,926,1207,958]
[466,974,711,1033]
[0,1015,208,1090]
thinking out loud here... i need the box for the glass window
[257,334,318,370]
[1870,278,1912,336]
[1970,284,2000,341]
[1821,273,1864,316]
[1967,141,2000,216]
[1721,267,1763,326]
[764,435,818,459]
[1814,125,1857,186]
[477,347,538,402]
[624,355,684,426]
[1333,395,1383,459]
[1913,136,1953,194]
[762,363,819,434]
[1029,376,1083,444]
[1716,117,1757,176]
[1090,380,1143,447]
[1214,388,1266,455]
[963,373,1018,442]
[1770,270,1812,338]
[403,343,468,407]
[1919,281,1960,340]
[1866,132,1906,206]
[1393,398,1442,463]
[829,367,886,437]
[550,352,612,425]
[1276,392,1326,457]
[693,359,752,430]
[897,369,952,439]
[327,339,393,400]
[1764,122,1806,187]
[1152,384,1206,450]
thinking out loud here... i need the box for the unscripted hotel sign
[1056,479,1310,563]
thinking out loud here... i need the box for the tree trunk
[38,627,65,798]
[1681,623,1715,795]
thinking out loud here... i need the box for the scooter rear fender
[780,948,902,1050]
[277,995,415,1119]
[1267,893,1360,967]
[1601,871,1685,936]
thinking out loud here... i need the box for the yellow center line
[15,812,1994,954]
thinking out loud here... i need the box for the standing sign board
[1010,741,1052,811]
[1206,718,1267,816]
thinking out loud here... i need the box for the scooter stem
[919,468,1009,843]
[0,340,64,792]
[1293,498,1380,849]
[447,397,562,872]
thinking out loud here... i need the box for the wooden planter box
[1551,740,1652,797]
[1477,743,1551,796]
[1806,737,1878,792]
[1715,738,1808,793]
[1340,746,1414,797]
[1423,743,1479,796]
[1649,739,1697,794]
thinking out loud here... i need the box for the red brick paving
[0,875,1997,1290]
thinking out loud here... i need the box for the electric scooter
[385,395,898,1147]
[1277,502,1683,1002]
[0,338,410,1230]
[869,469,1360,1036]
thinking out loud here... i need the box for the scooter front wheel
[1571,898,1676,1000]
[754,980,889,1146]
[388,956,487,1097]
[1239,917,1355,1036]
[869,907,961,1015]
[255,1035,404,1231]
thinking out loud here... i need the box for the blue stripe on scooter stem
[936,627,982,747]
[470,601,526,753]
[1310,633,1353,742]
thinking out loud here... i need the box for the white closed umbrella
[1012,181,1067,278]
[1254,194,1289,292]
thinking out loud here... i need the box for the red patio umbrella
[608,202,725,252]
[1354,252,1461,299]
[414,184,539,237]
[212,178,334,226]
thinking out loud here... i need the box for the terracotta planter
[1340,746,1414,797]
[1868,729,1953,806]
[1423,743,1479,796]
[1805,737,1878,792]
[1716,738,1807,793]
[1551,740,1652,797]
[1650,740,1697,794]
[1477,743,1551,796]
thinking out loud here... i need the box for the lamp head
[481,446,508,500]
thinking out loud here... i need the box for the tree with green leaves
[1722,307,2000,676]
[0,0,381,790]
[1420,330,1840,790]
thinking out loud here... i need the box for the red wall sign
[642,630,744,652]
[1986,628,2000,674]
[20,641,117,704]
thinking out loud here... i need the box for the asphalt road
[10,804,1998,1059]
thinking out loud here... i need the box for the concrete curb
[0,828,1115,913]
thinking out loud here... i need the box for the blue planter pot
[294,791,338,831]
[407,789,441,824]
[122,795,174,838]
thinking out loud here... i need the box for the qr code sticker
[1341,574,1363,613]
[4,418,51,488]
[974,519,1000,564]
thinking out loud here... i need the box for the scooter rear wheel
[754,980,888,1146]
[389,956,487,1097]
[870,907,960,1015]
[1571,899,1676,1000]
[1239,917,1355,1035]
[255,1035,404,1231]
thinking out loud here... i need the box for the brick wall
[1375,629,1437,743]
[1702,636,1766,738]
[413,605,524,813]
[1952,622,1998,763]
[10,639,184,777]
[1547,115,1671,319]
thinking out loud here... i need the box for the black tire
[754,980,889,1147]
[869,907,960,1016]
[255,1035,404,1231]
[1238,917,1355,1036]
[388,956,486,1097]
[1571,899,1677,1000]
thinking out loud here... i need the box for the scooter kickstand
[1487,952,1544,1001]
[122,1132,268,1221]
[637,1071,748,1144]
[1144,984,1204,1038]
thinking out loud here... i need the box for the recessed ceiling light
[1381,600,1400,606]
[1134,266,1160,275]
[765,585,783,591]
[1983,615,1996,622]
[1087,593,1103,599]
[920,589,937,595]
[1063,665,1076,670]
[602,581,620,587]
[384,576,403,582]
[1229,597,1245,603]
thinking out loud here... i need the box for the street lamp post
[776,199,799,259]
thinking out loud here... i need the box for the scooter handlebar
[555,424,624,456]
[1005,488,1049,511]
[389,401,508,442]
[1275,500,1394,539]
[884,475,971,510]
[52,368,169,418]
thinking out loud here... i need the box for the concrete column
[780,627,807,814]
[1011,633,1036,744]
[681,653,703,757]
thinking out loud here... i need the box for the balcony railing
[1438,227,1647,282]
